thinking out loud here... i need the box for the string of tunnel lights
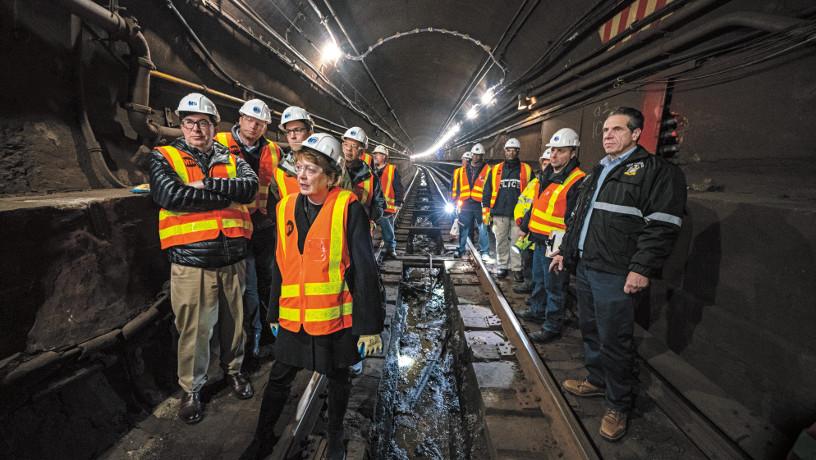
[312,26,507,159]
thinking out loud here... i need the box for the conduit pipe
[54,0,180,144]
[455,11,810,148]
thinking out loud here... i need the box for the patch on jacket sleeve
[624,161,644,176]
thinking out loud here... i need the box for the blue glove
[269,322,280,337]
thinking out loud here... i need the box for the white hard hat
[540,148,552,160]
[462,152,473,160]
[176,92,220,122]
[504,138,521,150]
[546,128,580,148]
[342,127,368,148]
[301,133,342,169]
[470,143,485,155]
[239,99,271,123]
[372,145,389,156]
[278,106,314,131]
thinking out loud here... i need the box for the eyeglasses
[285,127,309,136]
[181,118,213,130]
[341,141,360,151]
[294,164,323,176]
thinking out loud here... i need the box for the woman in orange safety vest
[243,133,384,460]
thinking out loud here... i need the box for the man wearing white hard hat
[273,106,313,205]
[519,128,586,337]
[372,145,403,259]
[481,137,533,281]
[452,144,491,258]
[149,93,258,424]
[215,99,284,361]
[340,127,385,221]
[244,132,384,460]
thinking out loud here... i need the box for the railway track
[273,164,747,460]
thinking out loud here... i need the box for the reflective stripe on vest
[215,132,281,214]
[528,168,586,236]
[157,145,253,249]
[354,174,374,208]
[275,188,356,335]
[360,152,373,168]
[274,167,300,199]
[456,164,490,203]
[379,163,397,213]
[488,161,533,208]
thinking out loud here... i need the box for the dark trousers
[251,361,351,451]
[575,262,640,412]
[530,244,568,332]
[244,226,275,339]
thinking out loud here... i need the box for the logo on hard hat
[188,101,198,106]
[307,137,318,144]
[284,113,291,119]
[253,106,261,113]
[553,136,560,141]
[350,130,358,135]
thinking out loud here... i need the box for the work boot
[517,309,545,322]
[383,248,398,260]
[512,271,524,283]
[529,329,561,343]
[599,409,628,441]
[327,429,346,460]
[513,281,532,294]
[562,378,605,398]
[178,391,203,424]
[227,372,254,399]
[495,268,508,279]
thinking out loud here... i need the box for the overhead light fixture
[320,40,342,64]
[466,107,479,119]
[480,88,495,105]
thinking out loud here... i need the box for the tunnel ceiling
[243,0,600,153]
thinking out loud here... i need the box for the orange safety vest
[487,161,533,208]
[214,132,282,214]
[360,152,373,168]
[156,145,253,249]
[353,173,375,209]
[451,166,462,204]
[528,168,586,236]
[378,163,398,214]
[456,164,490,204]
[276,188,356,335]
[273,167,300,200]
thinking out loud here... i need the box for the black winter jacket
[345,159,386,221]
[149,138,258,268]
[481,158,524,217]
[560,146,687,278]
[520,158,585,245]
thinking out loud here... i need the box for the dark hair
[178,112,216,124]
[608,107,644,132]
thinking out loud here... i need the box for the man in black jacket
[149,93,258,424]
[482,138,532,280]
[550,107,687,441]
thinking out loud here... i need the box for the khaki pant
[170,261,246,393]
[492,216,522,271]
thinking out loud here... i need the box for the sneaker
[495,269,508,279]
[529,329,561,343]
[481,253,494,263]
[562,378,605,398]
[178,391,203,424]
[512,271,524,283]
[600,409,628,441]
[517,309,545,322]
[349,360,364,377]
[383,249,398,260]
